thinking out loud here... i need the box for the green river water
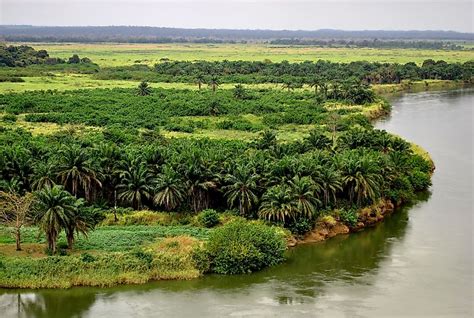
[1,89,473,317]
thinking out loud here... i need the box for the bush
[198,209,220,228]
[80,252,96,263]
[205,220,286,274]
[2,114,17,122]
[164,122,194,133]
[320,215,337,228]
[339,208,358,227]
[287,216,314,235]
[409,170,432,191]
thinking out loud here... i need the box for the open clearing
[8,42,474,67]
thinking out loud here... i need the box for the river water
[1,89,473,318]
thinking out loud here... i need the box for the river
[1,89,473,317]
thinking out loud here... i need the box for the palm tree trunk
[67,230,74,249]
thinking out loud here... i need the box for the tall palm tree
[33,185,77,254]
[154,167,186,211]
[318,82,329,99]
[340,155,382,205]
[259,185,295,223]
[330,81,342,100]
[282,81,296,92]
[209,76,220,93]
[318,167,342,207]
[288,176,321,219]
[56,145,102,201]
[94,142,122,203]
[196,74,205,90]
[65,200,94,250]
[308,76,322,95]
[223,165,259,216]
[117,164,153,210]
[137,80,152,96]
[31,161,56,191]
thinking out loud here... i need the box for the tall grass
[0,236,201,288]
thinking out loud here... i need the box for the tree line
[94,59,474,84]
[269,39,468,50]
[0,45,94,67]
[1,26,472,41]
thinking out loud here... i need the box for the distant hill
[1,25,473,43]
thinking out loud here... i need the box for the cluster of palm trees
[0,184,93,254]
[0,124,429,252]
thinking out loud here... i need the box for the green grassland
[9,42,474,67]
[0,73,465,94]
[0,74,282,93]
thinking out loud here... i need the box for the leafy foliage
[204,220,286,274]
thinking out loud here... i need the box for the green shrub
[409,170,432,191]
[2,114,17,122]
[80,252,96,263]
[287,216,314,235]
[198,209,220,228]
[339,208,358,227]
[205,220,286,274]
[164,122,194,133]
[191,245,211,273]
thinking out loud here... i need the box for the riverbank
[372,79,471,95]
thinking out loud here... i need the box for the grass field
[0,74,285,93]
[1,72,466,94]
[10,42,474,67]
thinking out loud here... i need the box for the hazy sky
[1,0,472,32]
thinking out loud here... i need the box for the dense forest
[269,39,467,50]
[96,59,474,84]
[0,44,93,67]
[1,45,472,85]
[1,26,473,42]
[0,117,432,240]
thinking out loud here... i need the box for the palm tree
[117,164,153,210]
[233,84,247,99]
[209,76,220,93]
[304,129,332,150]
[254,130,277,150]
[94,142,122,203]
[259,185,295,223]
[154,167,186,211]
[33,185,77,254]
[65,201,95,250]
[56,145,102,201]
[330,81,342,99]
[318,82,329,99]
[137,80,152,96]
[308,76,322,95]
[318,168,342,207]
[223,165,259,216]
[340,155,382,205]
[31,161,56,191]
[282,81,296,92]
[196,74,205,90]
[288,176,321,219]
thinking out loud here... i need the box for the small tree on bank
[0,191,35,251]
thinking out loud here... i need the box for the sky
[0,0,472,32]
